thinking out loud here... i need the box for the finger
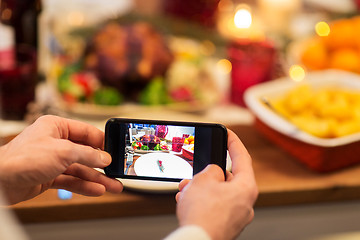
[194,164,225,183]
[225,170,233,181]
[55,140,111,169]
[178,179,190,192]
[227,130,257,196]
[227,129,254,177]
[40,115,106,149]
[63,164,123,194]
[52,174,108,196]
[175,192,181,202]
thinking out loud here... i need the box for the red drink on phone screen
[172,137,184,152]
[155,125,168,138]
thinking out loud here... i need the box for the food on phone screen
[104,118,227,181]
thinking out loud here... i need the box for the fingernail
[101,151,111,165]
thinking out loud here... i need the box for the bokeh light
[217,59,232,74]
[289,65,306,82]
[315,21,330,37]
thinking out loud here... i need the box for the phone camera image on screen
[124,123,195,179]
[105,118,227,182]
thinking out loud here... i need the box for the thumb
[179,179,191,192]
[175,165,224,203]
[194,164,225,182]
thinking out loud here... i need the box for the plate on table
[55,100,137,119]
[134,149,170,154]
[53,93,213,119]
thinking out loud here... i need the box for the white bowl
[244,69,360,172]
[244,69,360,147]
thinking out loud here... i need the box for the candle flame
[234,8,252,29]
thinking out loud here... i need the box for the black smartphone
[104,118,228,182]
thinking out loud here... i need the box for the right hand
[175,129,258,240]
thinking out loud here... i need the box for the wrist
[0,145,6,184]
[0,144,16,205]
[165,225,211,240]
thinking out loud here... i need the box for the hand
[175,129,258,240]
[0,115,123,205]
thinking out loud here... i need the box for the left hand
[0,115,123,205]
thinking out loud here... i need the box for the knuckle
[36,115,57,124]
[55,141,75,164]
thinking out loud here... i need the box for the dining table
[4,113,360,224]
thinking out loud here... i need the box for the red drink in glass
[228,40,276,106]
[172,137,184,152]
[155,125,168,138]
[0,44,37,120]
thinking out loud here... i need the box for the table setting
[3,0,360,196]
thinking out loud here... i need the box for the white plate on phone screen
[134,152,193,179]
[98,151,232,193]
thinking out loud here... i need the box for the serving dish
[54,97,214,119]
[182,144,194,161]
[45,19,224,119]
[244,69,360,172]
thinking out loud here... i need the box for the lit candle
[217,1,276,106]
[217,3,265,40]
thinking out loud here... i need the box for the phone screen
[104,118,227,182]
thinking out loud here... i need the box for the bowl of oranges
[290,16,360,73]
[182,136,195,161]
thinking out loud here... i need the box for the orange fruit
[322,18,357,50]
[301,38,328,70]
[350,16,360,51]
[329,48,360,73]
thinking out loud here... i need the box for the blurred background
[3,0,360,239]
[2,0,360,123]
[1,0,360,122]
